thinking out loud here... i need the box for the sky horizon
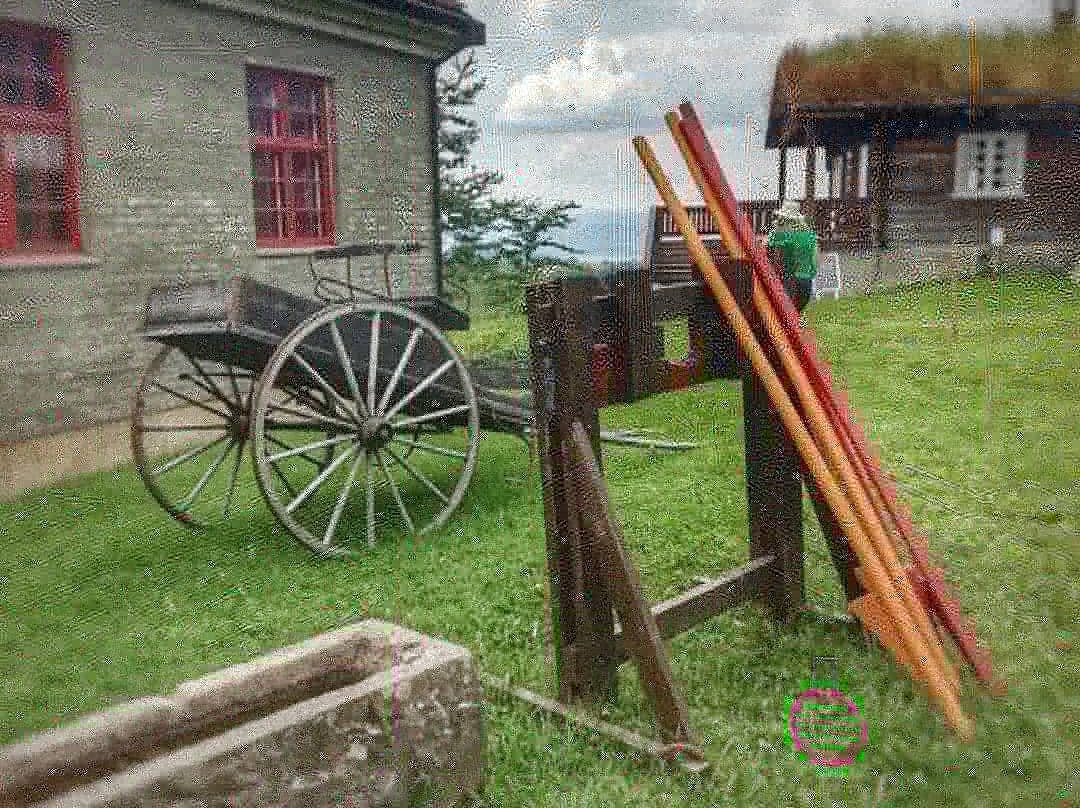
[455,0,1056,262]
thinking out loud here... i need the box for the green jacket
[767,229,818,281]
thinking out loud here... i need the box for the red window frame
[0,20,81,256]
[247,67,336,248]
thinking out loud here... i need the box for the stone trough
[0,620,484,808]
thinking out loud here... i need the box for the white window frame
[952,130,1028,200]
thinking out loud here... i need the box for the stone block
[0,620,484,808]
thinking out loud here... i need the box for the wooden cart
[131,242,529,557]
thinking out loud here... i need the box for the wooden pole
[675,104,996,689]
[633,134,973,740]
[668,112,957,688]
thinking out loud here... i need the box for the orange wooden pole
[665,112,957,686]
[633,135,973,740]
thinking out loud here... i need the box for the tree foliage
[436,50,582,306]
[437,50,502,261]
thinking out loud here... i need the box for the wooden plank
[614,263,655,404]
[562,277,616,699]
[481,675,710,774]
[742,340,805,622]
[650,281,707,321]
[611,555,776,665]
[569,422,694,745]
[525,279,616,705]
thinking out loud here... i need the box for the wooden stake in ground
[633,134,973,740]
[568,421,693,745]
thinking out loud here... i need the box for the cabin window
[247,67,335,247]
[953,131,1027,199]
[0,21,80,255]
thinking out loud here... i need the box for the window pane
[0,32,17,69]
[287,152,324,237]
[246,73,278,137]
[252,151,284,238]
[13,136,67,248]
[287,82,320,138]
[30,36,56,107]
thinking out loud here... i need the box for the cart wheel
[250,302,480,558]
[132,346,336,529]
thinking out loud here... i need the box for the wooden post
[526,276,616,705]
[839,149,849,201]
[869,122,892,250]
[741,249,805,621]
[569,423,693,744]
[778,146,788,203]
[617,211,658,402]
[804,137,817,220]
[825,148,835,199]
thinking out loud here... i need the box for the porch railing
[654,200,873,250]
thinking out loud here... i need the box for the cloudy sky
[456,0,1052,261]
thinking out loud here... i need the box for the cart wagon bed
[139,275,531,436]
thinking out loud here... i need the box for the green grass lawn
[2,275,1079,807]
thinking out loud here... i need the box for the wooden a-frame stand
[483,268,865,771]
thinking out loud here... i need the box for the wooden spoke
[286,349,358,422]
[268,457,301,501]
[187,355,232,406]
[385,447,450,505]
[141,424,229,433]
[367,311,381,414]
[267,433,355,463]
[180,372,235,409]
[222,441,245,519]
[178,437,236,513]
[376,327,423,417]
[284,444,359,515]
[152,434,230,476]
[324,448,366,549]
[263,418,351,432]
[266,401,356,431]
[377,450,415,534]
[265,434,333,468]
[328,320,367,417]
[365,450,377,548]
[150,381,230,419]
[391,403,471,431]
[382,359,456,421]
[390,436,467,460]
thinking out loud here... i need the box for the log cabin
[646,11,1080,293]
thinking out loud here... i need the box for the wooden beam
[839,149,849,200]
[525,278,616,705]
[649,281,708,320]
[611,555,776,665]
[868,122,891,249]
[481,675,710,775]
[569,422,694,745]
[825,148,835,199]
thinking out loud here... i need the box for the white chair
[813,252,842,300]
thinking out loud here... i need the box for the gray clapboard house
[0,0,484,498]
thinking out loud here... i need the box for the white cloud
[503,38,637,125]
